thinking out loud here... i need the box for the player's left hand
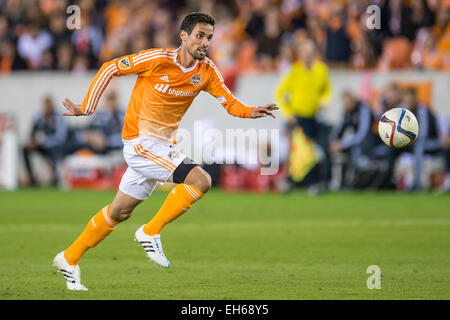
[250,104,278,119]
[62,98,84,116]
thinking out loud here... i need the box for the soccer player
[53,12,277,290]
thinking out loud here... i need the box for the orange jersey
[81,47,255,143]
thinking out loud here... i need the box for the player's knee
[192,168,211,194]
[183,166,211,194]
[109,205,134,222]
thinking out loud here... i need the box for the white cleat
[134,225,170,268]
[53,251,88,291]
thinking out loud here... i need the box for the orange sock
[64,205,118,266]
[143,184,205,236]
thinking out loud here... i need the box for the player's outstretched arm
[75,49,160,116]
[62,98,84,116]
[203,58,278,120]
[250,104,278,119]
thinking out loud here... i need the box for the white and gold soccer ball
[378,108,419,148]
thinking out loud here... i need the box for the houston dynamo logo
[190,74,202,87]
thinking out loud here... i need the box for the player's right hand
[250,104,278,119]
[62,98,84,116]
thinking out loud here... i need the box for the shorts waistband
[122,134,173,146]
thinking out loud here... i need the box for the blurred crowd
[273,38,450,193]
[22,91,124,186]
[1,0,450,78]
[313,83,450,193]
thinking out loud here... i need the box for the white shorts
[119,137,187,200]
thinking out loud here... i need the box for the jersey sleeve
[81,49,161,115]
[203,60,255,118]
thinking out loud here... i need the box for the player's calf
[137,162,210,267]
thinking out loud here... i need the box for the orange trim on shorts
[134,145,176,173]
[137,144,177,171]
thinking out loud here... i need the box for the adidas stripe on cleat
[134,225,170,268]
[53,251,88,291]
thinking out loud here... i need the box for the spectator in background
[39,48,54,70]
[130,32,151,54]
[21,0,47,27]
[17,23,53,69]
[380,0,435,52]
[380,82,403,112]
[72,54,90,73]
[2,0,24,28]
[23,95,68,186]
[256,6,282,70]
[48,12,72,53]
[56,41,73,70]
[245,1,266,40]
[378,36,413,70]
[400,87,442,190]
[66,91,125,155]
[280,0,305,31]
[153,29,176,49]
[368,82,404,189]
[325,6,351,65]
[276,41,294,73]
[0,40,27,73]
[71,10,103,68]
[329,90,375,189]
[350,8,383,70]
[275,38,331,191]
[87,91,125,153]
[430,6,450,70]
[432,5,450,43]
[419,32,450,70]
[406,0,434,40]
[0,14,13,43]
[380,0,410,39]
[305,15,326,54]
[0,0,448,73]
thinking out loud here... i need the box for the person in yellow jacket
[276,39,331,192]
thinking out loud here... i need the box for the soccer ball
[378,108,419,148]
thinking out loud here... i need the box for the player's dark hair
[180,12,215,35]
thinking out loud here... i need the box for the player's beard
[189,46,207,60]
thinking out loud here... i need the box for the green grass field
[0,189,449,300]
